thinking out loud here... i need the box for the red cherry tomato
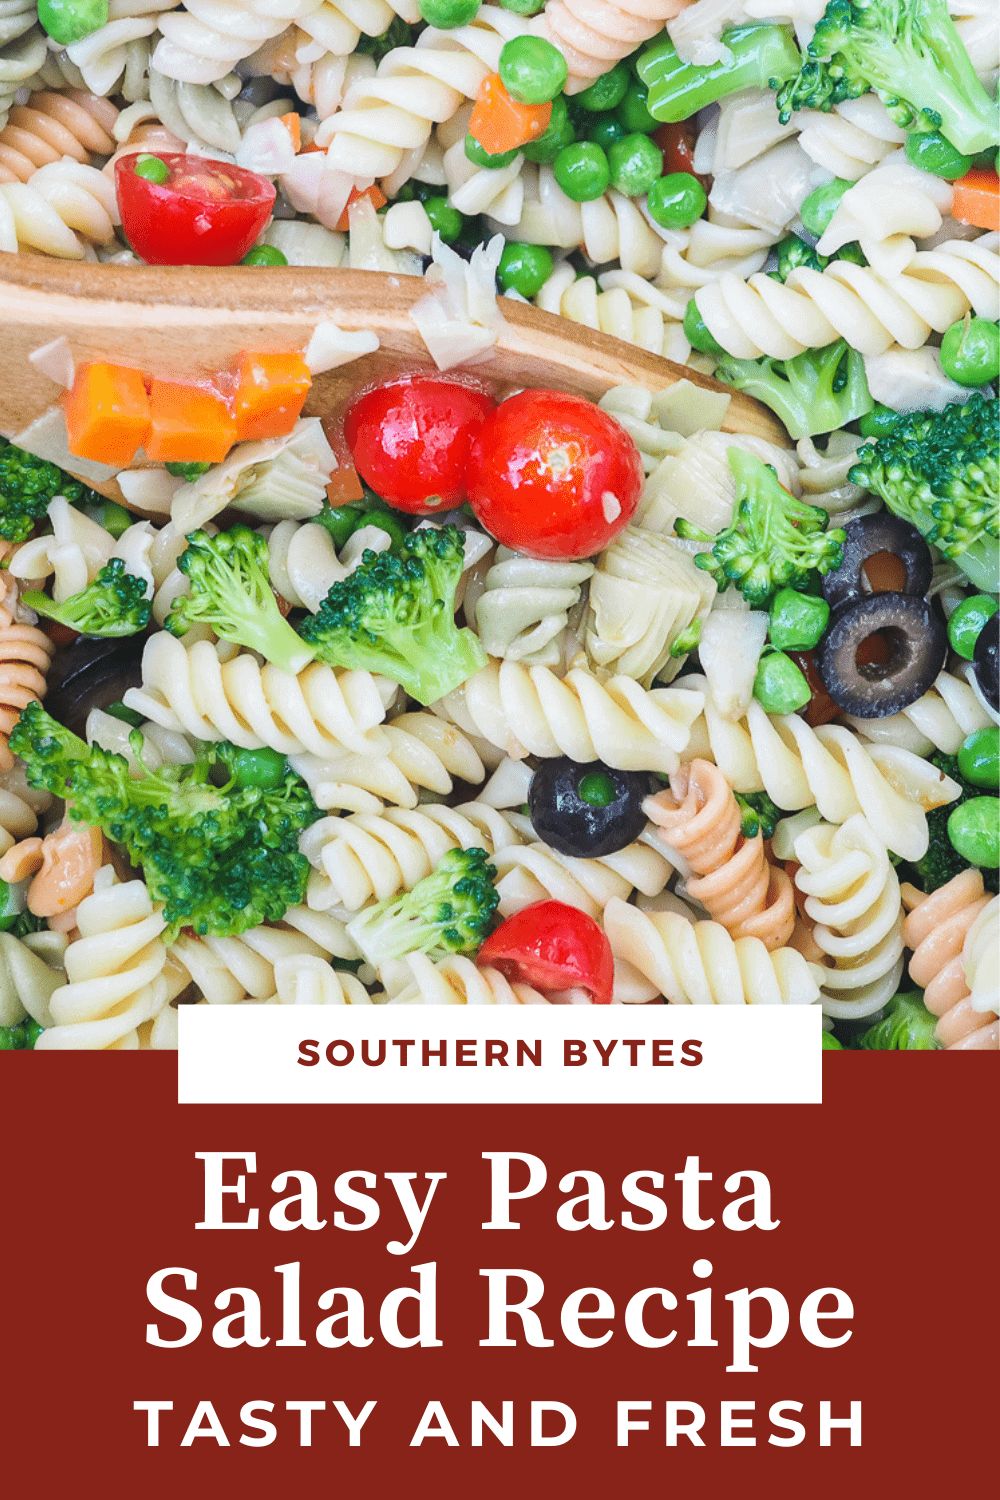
[464,390,643,560]
[115,153,275,266]
[653,121,704,183]
[478,900,614,1004]
[344,376,495,514]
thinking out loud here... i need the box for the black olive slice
[528,757,651,858]
[973,612,999,715]
[822,514,933,610]
[44,635,148,739]
[815,592,947,718]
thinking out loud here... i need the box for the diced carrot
[469,74,552,157]
[279,111,301,152]
[952,168,999,230]
[232,351,312,442]
[326,466,364,504]
[335,184,387,232]
[62,362,150,468]
[145,379,236,464]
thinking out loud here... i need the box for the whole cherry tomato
[344,376,495,514]
[464,390,643,559]
[478,899,614,1004]
[115,153,275,266]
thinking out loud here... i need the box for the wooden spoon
[0,255,790,503]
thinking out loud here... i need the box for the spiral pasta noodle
[291,711,487,815]
[534,0,689,91]
[902,872,998,1051]
[435,656,704,775]
[122,631,394,757]
[788,814,905,1018]
[506,163,669,276]
[0,90,119,184]
[533,262,690,363]
[299,799,523,911]
[654,217,775,293]
[682,674,961,863]
[604,896,823,1005]
[0,16,47,134]
[695,234,1000,359]
[815,151,954,275]
[0,159,120,255]
[385,950,549,1004]
[794,95,907,180]
[843,670,994,759]
[0,620,55,774]
[0,761,51,859]
[646,759,796,949]
[491,833,672,921]
[170,904,360,1003]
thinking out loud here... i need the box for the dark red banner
[3,1057,995,1498]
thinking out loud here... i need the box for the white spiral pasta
[795,430,869,516]
[843,670,994,759]
[789,813,905,1019]
[11,498,154,601]
[439,108,525,224]
[794,95,908,180]
[467,547,594,668]
[434,657,705,775]
[503,163,670,277]
[0,761,51,859]
[534,0,687,91]
[122,631,394,757]
[66,12,163,97]
[963,897,999,1018]
[0,158,121,256]
[816,150,954,276]
[291,711,487,815]
[299,799,523,911]
[681,674,962,862]
[385,950,549,1004]
[654,217,775,293]
[532,261,690,363]
[695,233,1000,359]
[604,896,824,1005]
[170,904,359,1003]
[262,952,371,1003]
[491,831,673,921]
[36,876,173,1050]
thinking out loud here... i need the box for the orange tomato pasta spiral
[0,90,118,184]
[902,870,998,1051]
[644,758,795,950]
[0,620,55,772]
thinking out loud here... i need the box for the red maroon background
[3,1057,995,1498]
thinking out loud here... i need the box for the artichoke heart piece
[586,527,716,686]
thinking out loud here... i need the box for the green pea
[578,771,617,807]
[768,587,830,651]
[133,153,170,185]
[520,94,573,162]
[423,195,464,243]
[683,297,723,356]
[226,746,289,791]
[362,510,409,551]
[858,402,901,439]
[553,141,610,202]
[418,0,478,25]
[958,726,1000,790]
[947,594,998,660]
[940,315,1000,387]
[647,170,706,229]
[82,498,132,538]
[465,133,519,170]
[317,503,365,549]
[616,81,657,135]
[574,62,630,113]
[105,701,145,727]
[607,132,663,196]
[800,178,851,237]
[498,240,554,297]
[38,0,107,45]
[241,245,288,266]
[947,796,1000,868]
[409,180,438,202]
[821,1031,844,1050]
[905,130,975,180]
[499,35,567,104]
[496,0,545,13]
[587,115,626,150]
[753,650,811,715]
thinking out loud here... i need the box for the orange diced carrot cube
[469,74,551,156]
[145,379,236,464]
[279,111,301,152]
[62,362,150,468]
[232,351,312,442]
[326,466,364,504]
[336,184,387,232]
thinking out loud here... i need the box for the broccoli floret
[298,525,487,706]
[0,1015,43,1049]
[773,0,999,157]
[9,702,321,939]
[714,339,874,440]
[903,751,1000,895]
[166,461,212,482]
[770,234,828,281]
[0,908,46,938]
[734,789,782,840]
[676,448,846,608]
[21,559,151,638]
[856,990,940,1049]
[0,435,100,543]
[637,23,802,122]
[166,526,316,675]
[850,396,999,593]
[346,846,499,969]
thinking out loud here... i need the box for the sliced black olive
[822,514,933,610]
[973,612,999,715]
[44,635,147,738]
[528,757,651,858]
[816,592,947,718]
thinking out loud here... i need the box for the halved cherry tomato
[115,153,275,266]
[478,900,614,1005]
[344,376,495,514]
[465,390,643,560]
[653,121,701,180]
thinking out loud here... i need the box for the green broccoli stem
[637,23,801,122]
[714,339,874,440]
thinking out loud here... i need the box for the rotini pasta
[262,952,371,1003]
[170,903,359,1003]
[384,950,549,1004]
[0,760,51,859]
[604,896,824,1005]
[0,21,48,134]
[0,158,120,255]
[842,670,994,759]
[535,0,688,91]
[533,261,690,363]
[815,150,954,276]
[0,89,118,184]
[504,162,670,276]
[290,710,487,814]
[0,619,55,773]
[902,871,998,1050]
[490,831,673,921]
[794,95,907,180]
